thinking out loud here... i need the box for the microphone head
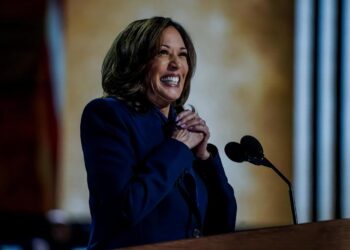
[224,142,247,163]
[240,135,264,159]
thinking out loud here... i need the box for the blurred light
[341,0,350,218]
[316,0,336,221]
[0,246,23,250]
[294,0,313,223]
[46,0,66,118]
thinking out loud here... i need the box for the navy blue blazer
[80,97,237,249]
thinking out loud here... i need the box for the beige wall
[60,0,294,230]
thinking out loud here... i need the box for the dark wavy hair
[101,16,197,112]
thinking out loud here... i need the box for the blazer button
[193,228,201,238]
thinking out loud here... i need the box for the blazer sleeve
[80,99,194,226]
[194,144,237,235]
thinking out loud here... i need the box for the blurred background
[0,0,349,249]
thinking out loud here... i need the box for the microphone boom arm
[258,157,298,225]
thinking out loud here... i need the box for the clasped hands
[171,109,210,160]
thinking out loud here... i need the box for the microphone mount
[225,135,298,225]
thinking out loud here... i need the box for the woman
[81,16,237,249]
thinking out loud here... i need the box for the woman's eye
[158,50,168,56]
[179,52,188,57]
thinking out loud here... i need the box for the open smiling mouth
[160,75,180,87]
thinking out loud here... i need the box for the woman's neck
[159,106,170,118]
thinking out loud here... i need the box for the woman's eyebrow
[160,44,187,50]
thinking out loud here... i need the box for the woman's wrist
[197,150,211,160]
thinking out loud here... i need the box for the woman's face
[146,26,189,109]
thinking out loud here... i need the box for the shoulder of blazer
[80,97,138,138]
[82,97,133,120]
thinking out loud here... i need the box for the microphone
[225,135,298,225]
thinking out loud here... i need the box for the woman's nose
[168,55,180,70]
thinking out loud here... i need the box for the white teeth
[160,76,180,85]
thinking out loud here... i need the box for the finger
[176,110,193,121]
[192,121,208,141]
[187,119,208,131]
[177,113,200,128]
[181,130,203,149]
[185,117,206,129]
[172,128,188,140]
[189,126,210,142]
[177,112,197,125]
[189,131,204,142]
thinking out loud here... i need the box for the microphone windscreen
[224,142,247,163]
[240,135,264,158]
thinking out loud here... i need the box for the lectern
[117,219,350,250]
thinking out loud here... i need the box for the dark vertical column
[0,0,58,213]
[311,0,320,222]
[334,0,343,219]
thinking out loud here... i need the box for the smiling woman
[101,17,196,114]
[80,16,237,249]
[146,26,189,115]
